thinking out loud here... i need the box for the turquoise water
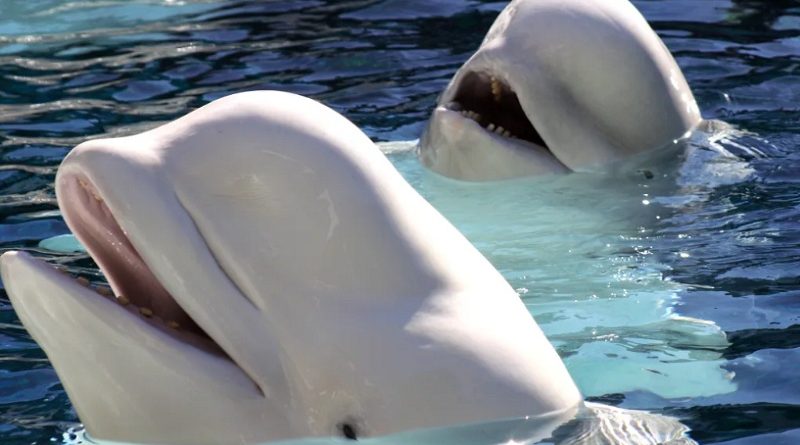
[1,1,799,444]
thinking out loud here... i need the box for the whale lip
[55,173,227,355]
[419,103,570,181]
[434,104,560,164]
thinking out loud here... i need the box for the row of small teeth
[78,178,102,201]
[72,274,181,330]
[453,107,514,138]
[486,123,512,138]
[491,76,502,103]
[446,100,516,139]
[74,179,186,332]
[460,109,481,121]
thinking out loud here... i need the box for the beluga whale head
[1,91,583,444]
[419,0,703,180]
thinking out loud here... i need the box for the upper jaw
[0,133,296,442]
[56,171,204,337]
[52,137,290,401]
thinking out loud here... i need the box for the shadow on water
[727,0,798,29]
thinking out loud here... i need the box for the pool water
[0,1,798,444]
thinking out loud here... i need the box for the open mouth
[57,173,227,358]
[444,71,550,150]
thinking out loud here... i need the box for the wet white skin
[419,0,702,181]
[1,92,582,444]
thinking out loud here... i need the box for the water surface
[0,1,798,444]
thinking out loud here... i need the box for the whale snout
[419,0,703,180]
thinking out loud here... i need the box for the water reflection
[0,0,799,443]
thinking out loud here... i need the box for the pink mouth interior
[58,173,221,353]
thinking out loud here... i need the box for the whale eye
[337,422,358,440]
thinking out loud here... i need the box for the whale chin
[2,91,583,444]
[419,0,703,181]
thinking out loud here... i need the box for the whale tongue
[59,173,213,344]
[448,71,549,148]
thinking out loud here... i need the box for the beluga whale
[1,91,696,445]
[419,0,703,180]
[1,91,584,444]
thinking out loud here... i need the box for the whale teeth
[116,295,130,306]
[96,286,113,297]
[76,276,90,287]
[139,307,154,318]
[481,122,514,139]
[166,320,181,330]
[491,76,502,102]
[78,177,102,201]
[460,110,482,123]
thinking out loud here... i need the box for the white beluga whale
[1,91,583,444]
[2,91,697,445]
[419,0,703,180]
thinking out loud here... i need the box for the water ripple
[0,1,797,444]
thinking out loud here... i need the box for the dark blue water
[0,1,798,444]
